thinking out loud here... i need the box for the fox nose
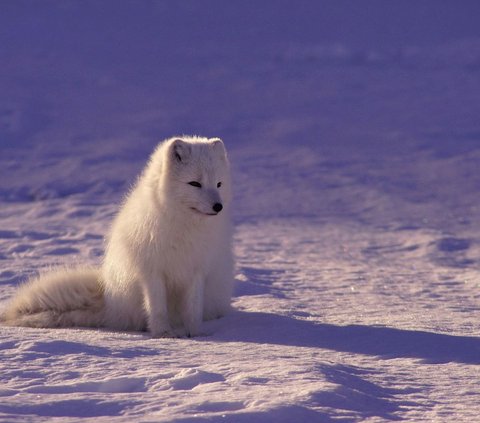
[212,203,223,213]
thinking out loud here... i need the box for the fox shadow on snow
[201,309,452,421]
[226,266,480,365]
[209,310,480,366]
[203,309,479,420]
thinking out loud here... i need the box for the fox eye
[188,181,202,188]
[217,182,222,188]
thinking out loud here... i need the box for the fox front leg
[181,279,204,338]
[143,279,175,338]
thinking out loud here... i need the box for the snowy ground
[1,1,480,421]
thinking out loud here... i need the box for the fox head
[152,136,232,217]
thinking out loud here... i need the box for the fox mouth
[190,207,218,216]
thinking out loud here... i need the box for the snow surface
[1,1,480,421]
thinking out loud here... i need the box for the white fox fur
[1,136,234,337]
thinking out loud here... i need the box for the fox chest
[141,228,216,282]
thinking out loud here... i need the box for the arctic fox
[1,136,234,337]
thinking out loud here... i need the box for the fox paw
[149,322,177,338]
[150,329,177,338]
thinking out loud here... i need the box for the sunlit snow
[1,1,480,421]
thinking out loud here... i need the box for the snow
[1,1,480,421]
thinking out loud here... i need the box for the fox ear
[209,138,227,157]
[170,139,191,163]
[210,138,224,149]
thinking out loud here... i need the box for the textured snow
[1,1,480,421]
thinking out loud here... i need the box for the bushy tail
[0,267,105,329]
